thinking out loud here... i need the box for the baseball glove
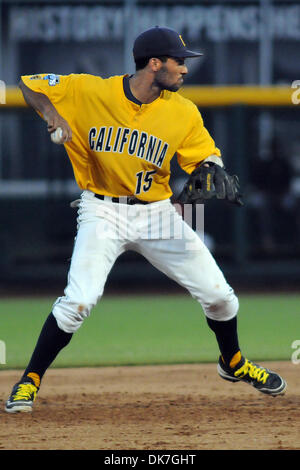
[177,162,243,206]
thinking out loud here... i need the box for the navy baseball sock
[23,312,73,383]
[206,316,240,367]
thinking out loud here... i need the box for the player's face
[153,57,188,92]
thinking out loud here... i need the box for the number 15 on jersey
[135,170,157,195]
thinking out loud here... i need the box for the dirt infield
[0,361,299,450]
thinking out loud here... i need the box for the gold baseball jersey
[21,73,221,201]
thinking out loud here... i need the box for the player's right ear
[148,58,163,72]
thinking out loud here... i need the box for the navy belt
[94,194,150,205]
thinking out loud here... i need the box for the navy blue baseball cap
[133,26,203,60]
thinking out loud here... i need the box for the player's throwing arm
[19,80,72,144]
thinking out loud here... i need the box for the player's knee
[52,298,94,333]
[204,289,239,321]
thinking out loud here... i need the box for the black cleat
[5,377,39,413]
[217,356,287,396]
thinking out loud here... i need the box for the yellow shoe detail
[234,359,269,384]
[229,351,242,368]
[27,372,40,388]
[13,383,38,402]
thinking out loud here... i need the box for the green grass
[0,293,299,369]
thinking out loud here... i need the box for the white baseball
[51,127,63,144]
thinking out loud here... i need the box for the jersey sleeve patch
[42,74,60,86]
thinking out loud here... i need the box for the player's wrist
[201,155,224,168]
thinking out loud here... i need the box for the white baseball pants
[52,190,239,333]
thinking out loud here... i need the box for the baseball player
[5,27,286,413]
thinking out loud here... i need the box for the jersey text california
[89,126,169,168]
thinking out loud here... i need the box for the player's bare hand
[44,111,72,143]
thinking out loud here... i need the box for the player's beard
[153,66,183,92]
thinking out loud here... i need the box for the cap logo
[179,35,186,47]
